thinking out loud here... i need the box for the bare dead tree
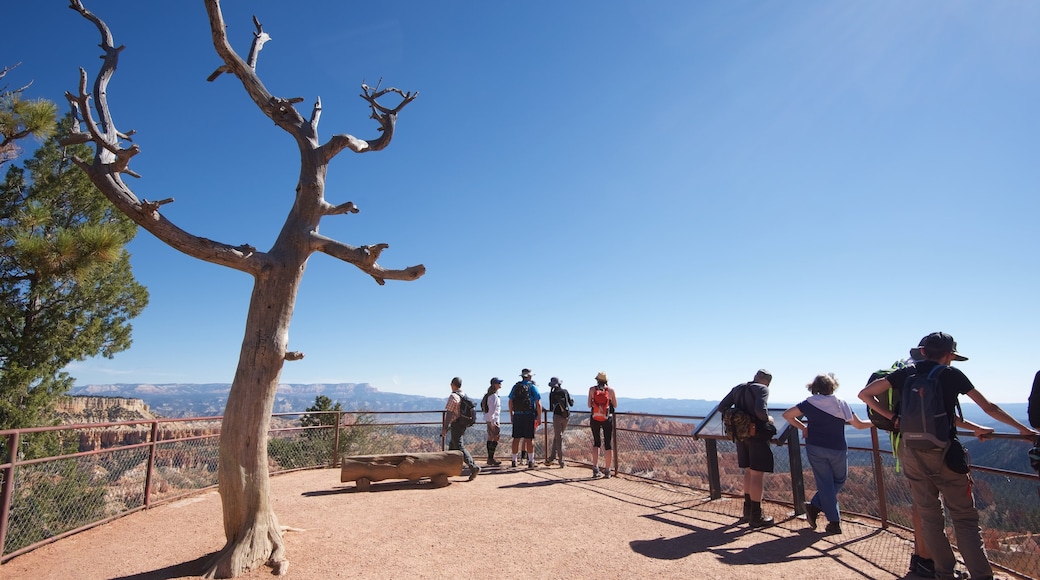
[62,1,424,577]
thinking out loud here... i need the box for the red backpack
[591,386,611,421]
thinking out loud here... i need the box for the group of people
[440,368,619,479]
[721,331,1039,580]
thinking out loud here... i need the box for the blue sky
[5,1,1039,406]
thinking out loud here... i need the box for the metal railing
[2,409,1038,578]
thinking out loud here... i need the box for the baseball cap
[912,332,968,361]
[490,377,502,385]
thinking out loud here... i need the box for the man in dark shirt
[860,332,1037,580]
[719,369,776,528]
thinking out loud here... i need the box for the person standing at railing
[442,377,481,481]
[544,377,574,468]
[859,332,1039,580]
[782,373,872,536]
[588,371,618,478]
[719,369,776,528]
[509,369,542,469]
[481,378,503,466]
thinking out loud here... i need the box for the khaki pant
[898,444,991,579]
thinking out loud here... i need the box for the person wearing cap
[508,369,542,469]
[544,377,574,467]
[864,347,935,578]
[718,369,776,527]
[442,377,480,480]
[588,372,618,478]
[481,378,504,466]
[859,332,1038,580]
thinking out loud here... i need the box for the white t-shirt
[483,393,501,424]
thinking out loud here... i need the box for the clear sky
[5,1,1039,405]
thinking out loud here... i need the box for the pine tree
[0,63,58,167]
[0,116,148,436]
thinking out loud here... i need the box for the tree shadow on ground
[109,552,215,580]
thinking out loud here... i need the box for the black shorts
[590,418,613,450]
[736,436,773,473]
[512,414,536,439]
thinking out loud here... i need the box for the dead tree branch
[64,0,266,275]
[309,233,425,285]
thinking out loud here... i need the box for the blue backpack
[899,365,953,450]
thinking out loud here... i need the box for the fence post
[331,411,342,468]
[705,438,722,499]
[870,427,889,529]
[0,432,18,558]
[144,421,158,508]
[786,430,806,515]
[542,409,549,461]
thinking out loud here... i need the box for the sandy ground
[3,463,948,579]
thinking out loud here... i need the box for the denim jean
[806,444,848,524]
[449,423,476,469]
[548,414,570,461]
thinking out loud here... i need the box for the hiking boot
[527,459,535,469]
[511,458,517,468]
[804,502,821,530]
[592,467,601,478]
[748,502,773,528]
[544,458,555,466]
[909,554,935,578]
[603,469,611,479]
[559,461,566,468]
[468,465,481,481]
[737,495,751,525]
[824,521,842,535]
[486,458,501,466]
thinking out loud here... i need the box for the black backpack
[511,382,533,413]
[550,387,571,417]
[456,394,477,427]
[899,365,953,450]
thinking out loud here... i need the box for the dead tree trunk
[62,2,424,576]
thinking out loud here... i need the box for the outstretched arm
[966,389,1039,437]
[848,412,873,430]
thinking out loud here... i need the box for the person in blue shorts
[508,369,542,468]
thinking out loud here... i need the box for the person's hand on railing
[971,425,995,441]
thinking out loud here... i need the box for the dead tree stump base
[340,451,464,490]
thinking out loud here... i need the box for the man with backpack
[859,332,1038,580]
[718,369,776,528]
[508,369,542,469]
[588,371,618,478]
[442,377,481,480]
[544,377,574,467]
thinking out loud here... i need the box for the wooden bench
[340,451,465,491]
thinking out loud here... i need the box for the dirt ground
[3,464,948,579]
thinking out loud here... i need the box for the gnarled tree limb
[309,233,425,285]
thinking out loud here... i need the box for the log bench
[340,451,465,491]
